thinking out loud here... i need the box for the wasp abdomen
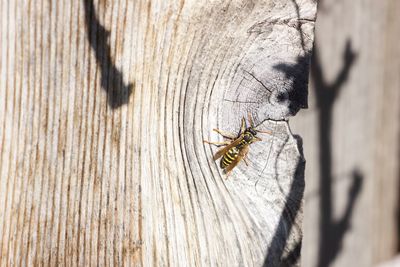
[221,147,240,168]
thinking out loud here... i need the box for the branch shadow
[83,0,134,109]
[312,40,364,267]
[289,0,306,51]
[262,0,362,259]
[263,135,305,267]
[263,39,362,266]
[273,52,310,116]
[261,11,312,261]
[266,0,313,118]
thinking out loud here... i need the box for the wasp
[204,113,271,176]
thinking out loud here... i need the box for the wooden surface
[0,0,316,266]
[291,0,400,266]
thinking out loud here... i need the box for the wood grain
[291,0,400,266]
[0,0,316,266]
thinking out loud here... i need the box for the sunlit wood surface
[0,0,316,266]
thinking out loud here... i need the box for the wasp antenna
[256,129,272,135]
[248,112,254,128]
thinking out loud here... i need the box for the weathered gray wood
[378,256,400,267]
[0,0,316,266]
[292,0,400,266]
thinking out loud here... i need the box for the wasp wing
[212,135,244,160]
[224,145,249,174]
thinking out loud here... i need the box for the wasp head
[248,127,257,136]
[244,128,261,143]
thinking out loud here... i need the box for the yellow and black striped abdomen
[220,147,240,168]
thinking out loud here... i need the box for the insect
[204,113,271,177]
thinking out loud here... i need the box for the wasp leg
[213,128,236,140]
[243,148,250,166]
[203,140,231,147]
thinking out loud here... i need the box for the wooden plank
[292,0,400,266]
[0,0,316,266]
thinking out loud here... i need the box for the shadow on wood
[263,135,305,267]
[261,51,311,266]
[311,39,364,267]
[273,52,310,117]
[83,0,134,109]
